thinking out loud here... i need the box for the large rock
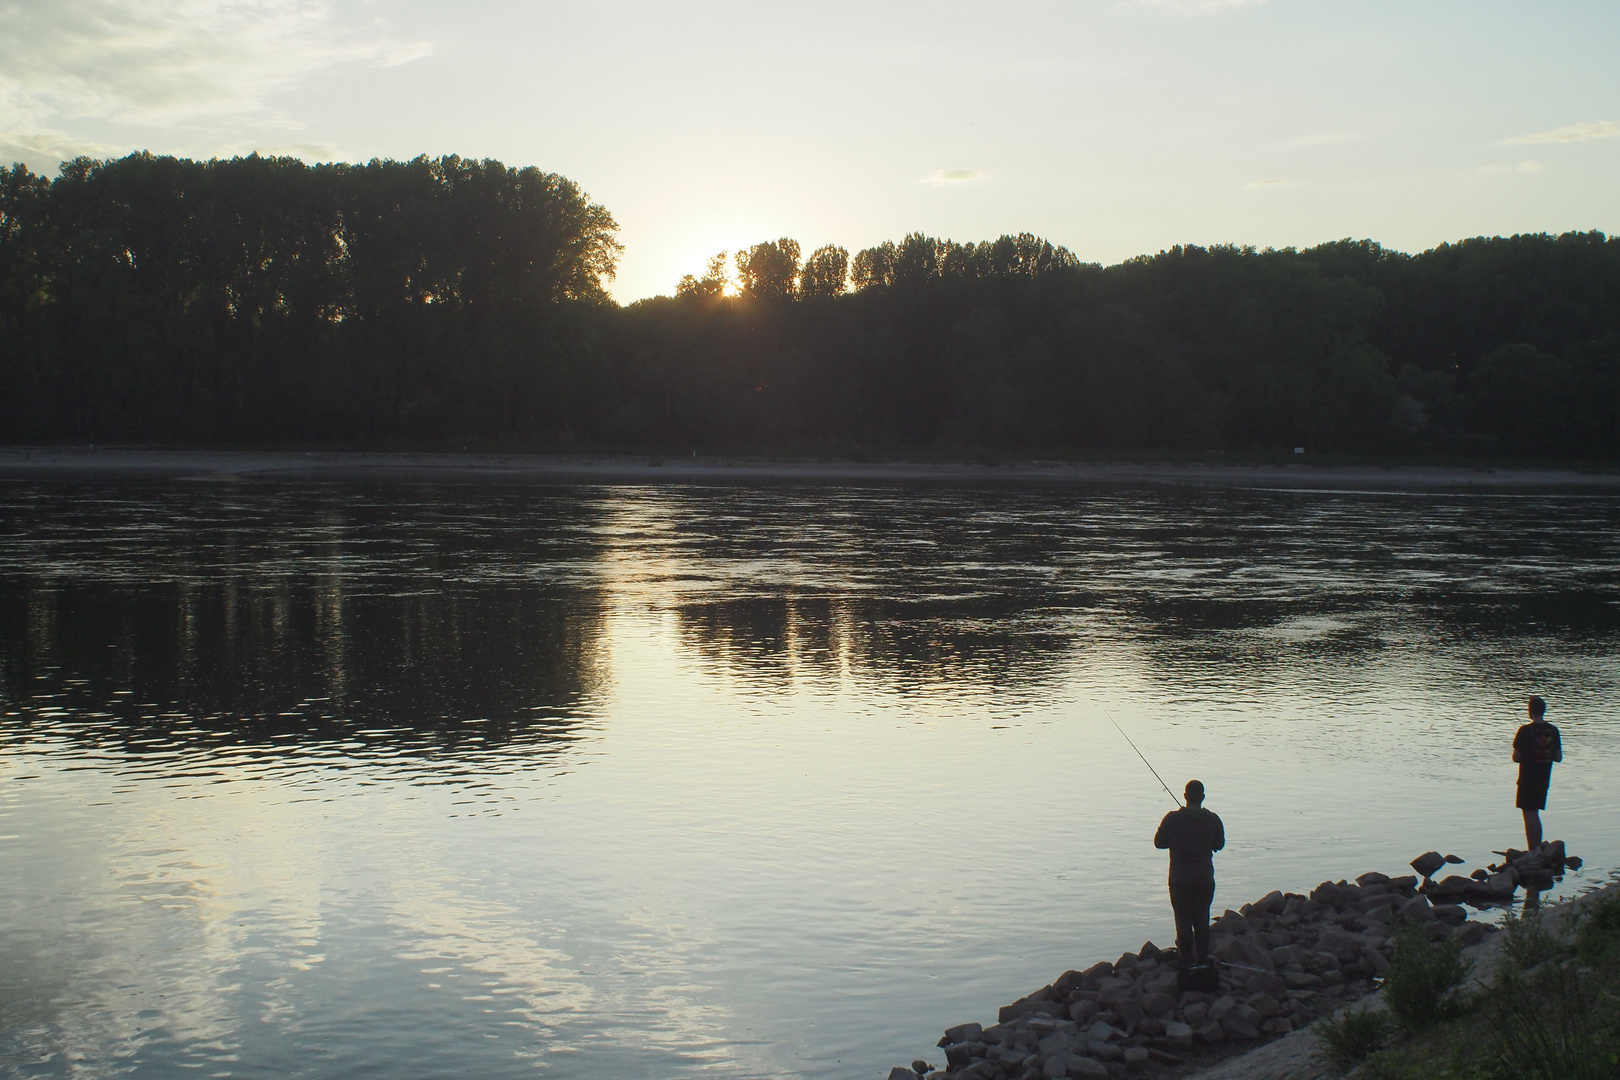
[1085,1021,1125,1043]
[1454,921,1488,946]
[945,1041,983,1068]
[1247,992,1281,1018]
[1195,1021,1226,1045]
[1317,927,1360,963]
[1221,1006,1260,1040]
[944,1023,983,1045]
[1081,961,1114,983]
[1214,934,1274,971]
[887,1069,919,1080]
[1002,1000,1066,1023]
[1069,1057,1109,1079]
[1411,851,1446,879]
[1122,1046,1150,1072]
[1356,871,1391,886]
[1070,1000,1100,1025]
[1432,904,1467,926]
[1397,896,1435,922]
[1086,1040,1125,1062]
[1253,890,1287,915]
[1140,992,1176,1018]
[1160,1022,1193,1050]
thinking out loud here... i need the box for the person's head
[1528,695,1547,721]
[1184,779,1205,807]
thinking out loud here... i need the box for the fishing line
[1104,707,1182,807]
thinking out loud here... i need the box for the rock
[1122,1046,1150,1072]
[1085,1021,1124,1043]
[1363,903,1392,924]
[1247,992,1281,1018]
[1147,1048,1185,1065]
[963,1062,999,1080]
[1070,1000,1099,1025]
[1221,1008,1259,1040]
[1053,970,1087,994]
[1160,1022,1193,1051]
[1081,961,1114,983]
[1356,871,1391,886]
[1432,903,1467,926]
[1207,994,1237,1023]
[1086,1040,1125,1062]
[1361,946,1391,975]
[1040,1032,1076,1058]
[1240,971,1287,999]
[1215,934,1274,971]
[1253,890,1287,915]
[1470,868,1490,881]
[913,1060,932,1075]
[1318,927,1360,963]
[1140,992,1176,1018]
[1195,1021,1226,1044]
[1069,1057,1109,1080]
[1397,896,1435,922]
[1284,971,1324,989]
[945,1023,984,1045]
[945,1042,981,1068]
[1454,921,1488,946]
[1110,998,1144,1027]
[1262,1016,1295,1035]
[888,1069,920,1080]
[1411,851,1446,879]
[1444,853,1465,864]
[1182,1001,1208,1025]
[1002,1000,1066,1023]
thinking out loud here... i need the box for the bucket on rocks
[1178,960,1221,993]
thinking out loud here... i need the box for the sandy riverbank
[3,447,1620,490]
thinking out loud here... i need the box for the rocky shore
[890,845,1583,1080]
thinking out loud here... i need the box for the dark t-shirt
[1514,721,1562,783]
[1154,806,1226,887]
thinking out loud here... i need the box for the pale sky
[2,0,1617,302]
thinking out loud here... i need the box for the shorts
[1517,769,1551,811]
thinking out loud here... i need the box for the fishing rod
[1104,708,1182,807]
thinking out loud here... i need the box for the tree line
[2,152,1618,458]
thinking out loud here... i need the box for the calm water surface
[2,479,1618,1079]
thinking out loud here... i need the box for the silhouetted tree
[735,238,800,299]
[798,244,848,298]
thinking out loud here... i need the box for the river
[2,477,1617,1078]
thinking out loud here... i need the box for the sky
[1,0,1617,302]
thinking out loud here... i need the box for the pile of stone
[886,846,1555,1080]
[1417,842,1580,904]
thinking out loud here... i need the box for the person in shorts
[1512,695,1562,850]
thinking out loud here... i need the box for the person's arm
[1553,728,1563,764]
[1211,814,1226,853]
[1512,727,1524,763]
[1155,812,1174,849]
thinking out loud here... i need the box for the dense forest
[2,152,1618,458]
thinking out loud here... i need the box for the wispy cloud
[1244,178,1295,189]
[1479,160,1546,173]
[923,169,987,185]
[0,0,429,170]
[1502,120,1619,145]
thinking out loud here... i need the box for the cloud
[1244,178,1295,189]
[1502,120,1619,145]
[0,0,429,169]
[1478,160,1548,174]
[923,169,987,184]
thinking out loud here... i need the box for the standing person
[1513,695,1562,850]
[1154,780,1225,971]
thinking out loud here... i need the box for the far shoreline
[3,446,1620,491]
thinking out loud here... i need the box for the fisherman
[1154,779,1225,971]
[1512,695,1562,850]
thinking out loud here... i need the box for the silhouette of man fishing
[1154,780,1225,976]
[1513,695,1562,850]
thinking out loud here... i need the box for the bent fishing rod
[1103,707,1182,807]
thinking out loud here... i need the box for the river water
[1,478,1617,1079]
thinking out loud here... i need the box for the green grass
[1324,891,1620,1079]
